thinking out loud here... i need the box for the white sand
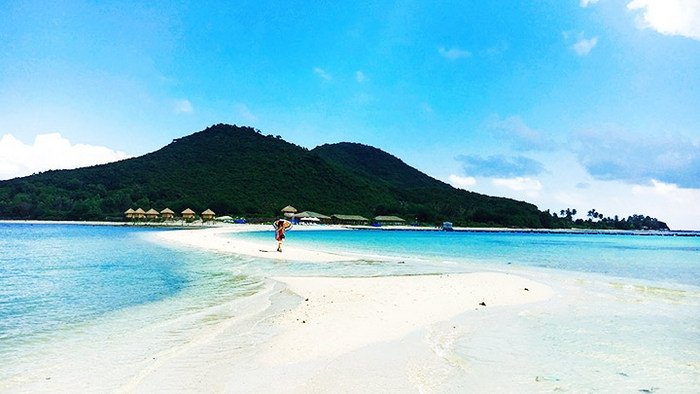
[153,224,359,262]
[153,225,553,366]
[148,225,555,388]
[260,273,552,365]
[3,225,556,392]
[5,224,698,392]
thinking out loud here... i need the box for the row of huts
[123,205,406,226]
[124,208,216,222]
[281,205,405,226]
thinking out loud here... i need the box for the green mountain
[0,124,669,229]
[312,142,545,226]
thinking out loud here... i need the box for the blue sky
[1,1,699,229]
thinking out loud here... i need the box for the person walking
[273,218,292,252]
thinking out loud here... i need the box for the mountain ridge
[0,124,669,230]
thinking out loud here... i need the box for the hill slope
[314,142,545,226]
[0,124,545,226]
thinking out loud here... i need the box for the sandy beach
[4,224,698,393]
[153,225,554,364]
[153,224,360,262]
[136,225,557,391]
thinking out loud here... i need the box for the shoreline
[2,219,698,236]
[133,226,563,391]
[3,223,699,391]
[151,224,360,262]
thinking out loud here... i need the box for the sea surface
[239,228,700,286]
[1,223,699,391]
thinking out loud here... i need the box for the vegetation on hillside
[0,124,670,230]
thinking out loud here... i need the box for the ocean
[1,223,698,391]
[0,223,262,384]
[238,228,700,286]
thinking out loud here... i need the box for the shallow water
[237,228,700,391]
[239,229,700,286]
[0,223,263,379]
[1,223,699,391]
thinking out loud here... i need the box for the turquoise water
[3,224,697,354]
[0,223,262,362]
[238,229,700,287]
[0,224,180,354]
[1,223,699,391]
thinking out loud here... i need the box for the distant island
[0,124,670,231]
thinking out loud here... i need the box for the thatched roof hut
[133,208,146,219]
[181,208,195,219]
[145,209,159,220]
[281,205,298,218]
[201,209,216,221]
[160,208,175,220]
[124,208,135,219]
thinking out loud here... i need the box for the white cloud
[174,99,193,113]
[627,0,700,40]
[571,127,700,188]
[581,0,600,7]
[573,35,598,55]
[313,67,333,81]
[492,177,543,197]
[628,180,700,229]
[438,46,471,60]
[355,71,366,83]
[456,150,700,229]
[0,133,130,180]
[632,179,687,199]
[448,174,477,189]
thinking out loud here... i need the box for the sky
[1,0,699,229]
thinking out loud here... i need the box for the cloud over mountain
[0,133,130,180]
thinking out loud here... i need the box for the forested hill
[312,142,449,190]
[312,142,545,226]
[0,124,669,229]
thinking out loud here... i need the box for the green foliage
[546,208,669,231]
[0,124,671,229]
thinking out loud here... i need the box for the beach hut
[124,208,135,220]
[160,208,175,220]
[133,208,146,220]
[373,215,405,226]
[181,208,196,220]
[145,208,159,221]
[201,209,216,222]
[331,214,370,225]
[281,205,298,218]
